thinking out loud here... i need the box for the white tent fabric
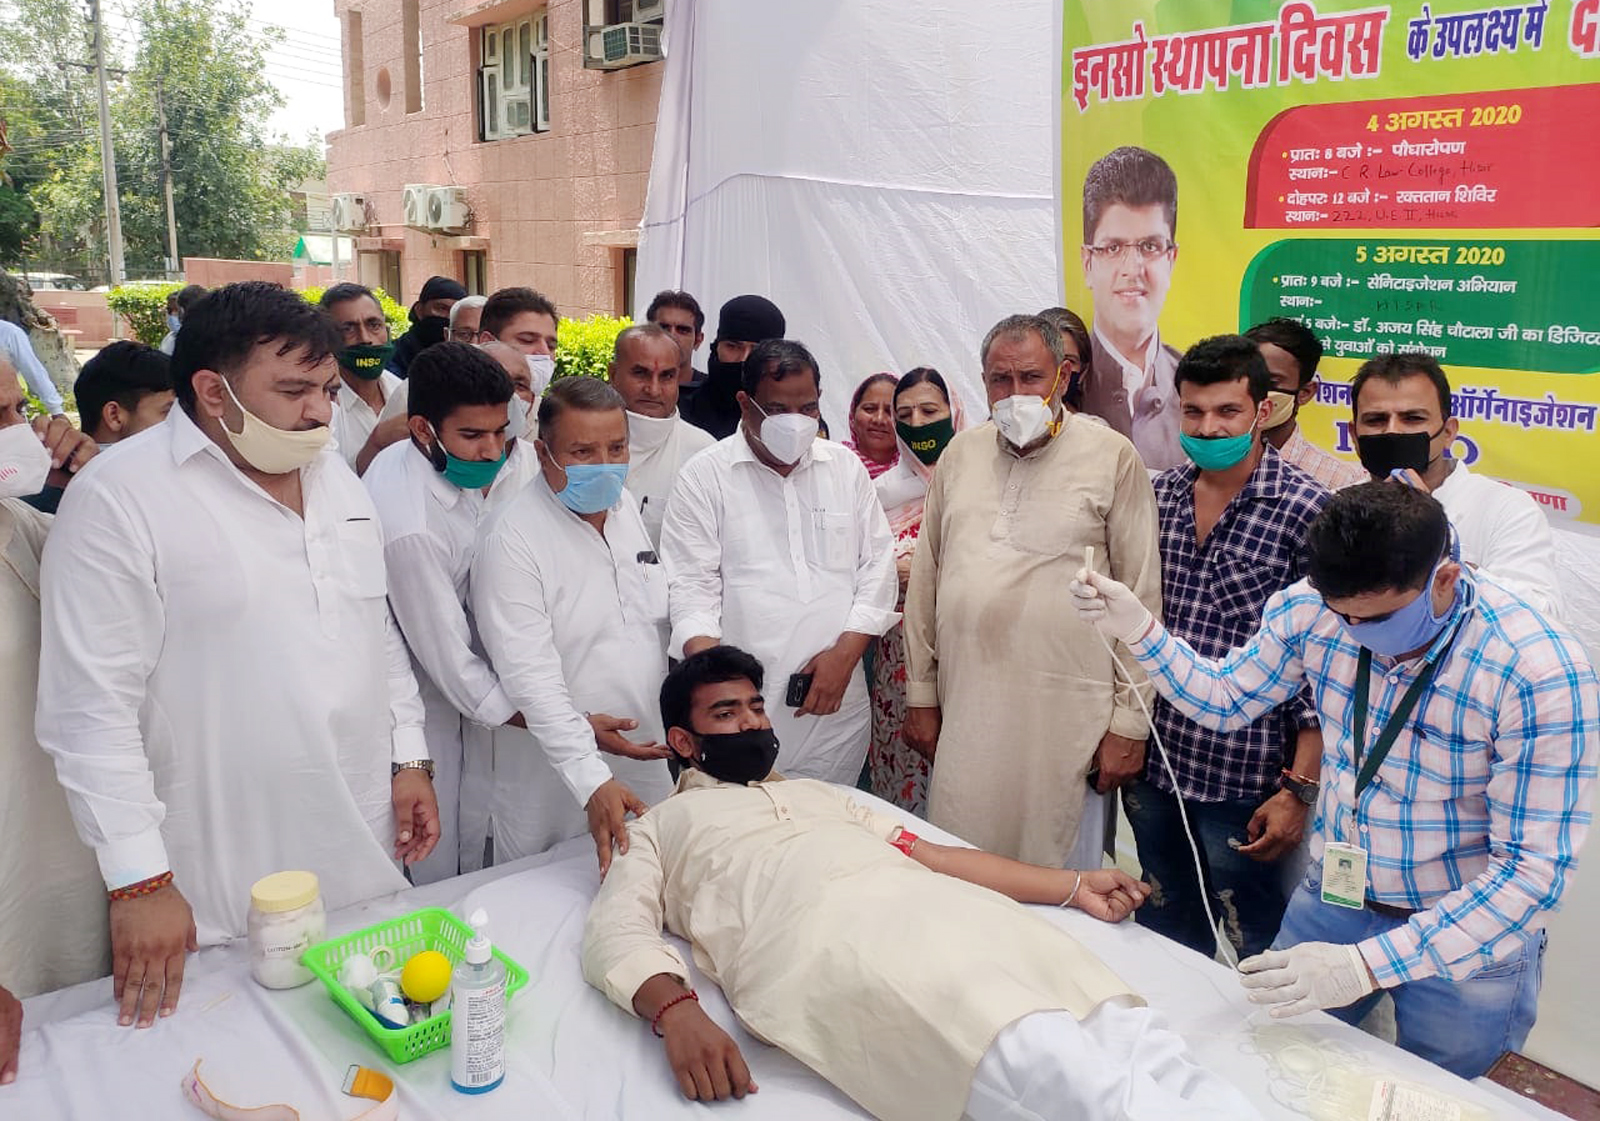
[635,3,1599,1082]
[634,0,1060,429]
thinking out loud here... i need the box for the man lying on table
[581,645,1264,1121]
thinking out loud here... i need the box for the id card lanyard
[1323,624,1460,909]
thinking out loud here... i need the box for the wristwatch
[1280,768,1319,806]
[392,759,436,780]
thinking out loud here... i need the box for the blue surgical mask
[167,313,182,332]
[1339,557,1455,657]
[552,461,628,514]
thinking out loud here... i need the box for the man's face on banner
[1081,202,1177,353]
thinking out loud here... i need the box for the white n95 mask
[759,413,819,465]
[991,394,1054,449]
[0,422,52,498]
[525,354,555,396]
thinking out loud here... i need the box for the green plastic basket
[303,906,528,1064]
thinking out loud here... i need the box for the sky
[95,0,347,149]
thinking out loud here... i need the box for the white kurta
[1,498,109,997]
[660,435,899,783]
[471,476,676,862]
[363,437,539,882]
[330,372,402,470]
[625,409,715,547]
[35,408,422,945]
[1434,461,1563,620]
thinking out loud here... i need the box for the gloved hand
[1068,568,1154,645]
[1237,941,1377,1018]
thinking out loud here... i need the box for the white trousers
[963,1000,1264,1121]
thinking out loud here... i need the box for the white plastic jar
[246,870,326,989]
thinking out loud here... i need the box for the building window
[461,250,487,295]
[345,11,366,127]
[479,12,549,141]
[402,0,423,113]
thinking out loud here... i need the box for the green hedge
[106,283,184,346]
[107,284,629,383]
[554,313,630,382]
[107,283,411,348]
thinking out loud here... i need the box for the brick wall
[326,0,660,317]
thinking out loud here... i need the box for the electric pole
[156,81,179,275]
[87,0,125,285]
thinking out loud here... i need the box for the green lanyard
[1350,625,1460,797]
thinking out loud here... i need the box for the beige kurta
[0,499,109,997]
[905,415,1163,865]
[581,770,1135,1121]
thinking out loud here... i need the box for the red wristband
[889,829,918,857]
[651,990,699,1037]
[108,871,173,902]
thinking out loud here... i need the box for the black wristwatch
[1280,768,1319,806]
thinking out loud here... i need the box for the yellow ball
[399,950,452,1004]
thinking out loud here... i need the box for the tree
[0,0,325,279]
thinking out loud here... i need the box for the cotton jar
[247,870,326,989]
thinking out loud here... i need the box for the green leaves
[0,0,324,280]
[554,314,632,382]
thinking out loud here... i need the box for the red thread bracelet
[108,871,173,902]
[651,990,699,1037]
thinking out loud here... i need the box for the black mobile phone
[1085,763,1102,789]
[786,672,814,707]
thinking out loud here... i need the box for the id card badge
[1321,842,1368,909]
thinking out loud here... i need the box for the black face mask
[692,728,780,785]
[1355,429,1437,479]
[415,315,450,348]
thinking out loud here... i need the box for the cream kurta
[581,771,1135,1121]
[0,499,108,997]
[905,415,1162,865]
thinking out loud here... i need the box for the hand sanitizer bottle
[449,908,506,1093]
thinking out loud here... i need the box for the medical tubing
[1096,628,1241,971]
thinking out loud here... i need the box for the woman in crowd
[842,372,899,477]
[867,367,964,814]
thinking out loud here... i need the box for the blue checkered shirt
[1148,449,1330,801]
[1130,571,1597,984]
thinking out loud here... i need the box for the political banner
[1062,0,1600,523]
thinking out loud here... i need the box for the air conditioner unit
[426,186,470,233]
[590,22,663,69]
[402,184,439,229]
[329,192,367,233]
[633,0,665,20]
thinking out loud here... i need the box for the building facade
[326,0,664,315]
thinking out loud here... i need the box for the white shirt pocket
[811,510,855,572]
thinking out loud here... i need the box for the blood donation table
[9,793,1569,1120]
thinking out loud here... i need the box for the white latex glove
[1237,941,1377,1018]
[1068,568,1154,644]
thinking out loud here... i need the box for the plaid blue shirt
[1149,448,1330,801]
[1131,572,1597,985]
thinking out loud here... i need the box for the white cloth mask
[759,413,819,465]
[627,408,677,453]
[219,378,331,475]
[0,422,52,498]
[991,394,1055,449]
[507,394,534,440]
[525,354,556,396]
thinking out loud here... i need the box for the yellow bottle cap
[250,870,320,914]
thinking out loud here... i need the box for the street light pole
[87,0,125,285]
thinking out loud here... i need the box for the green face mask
[438,446,507,489]
[896,416,955,466]
[1179,426,1257,471]
[340,342,395,380]
[426,425,508,489]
